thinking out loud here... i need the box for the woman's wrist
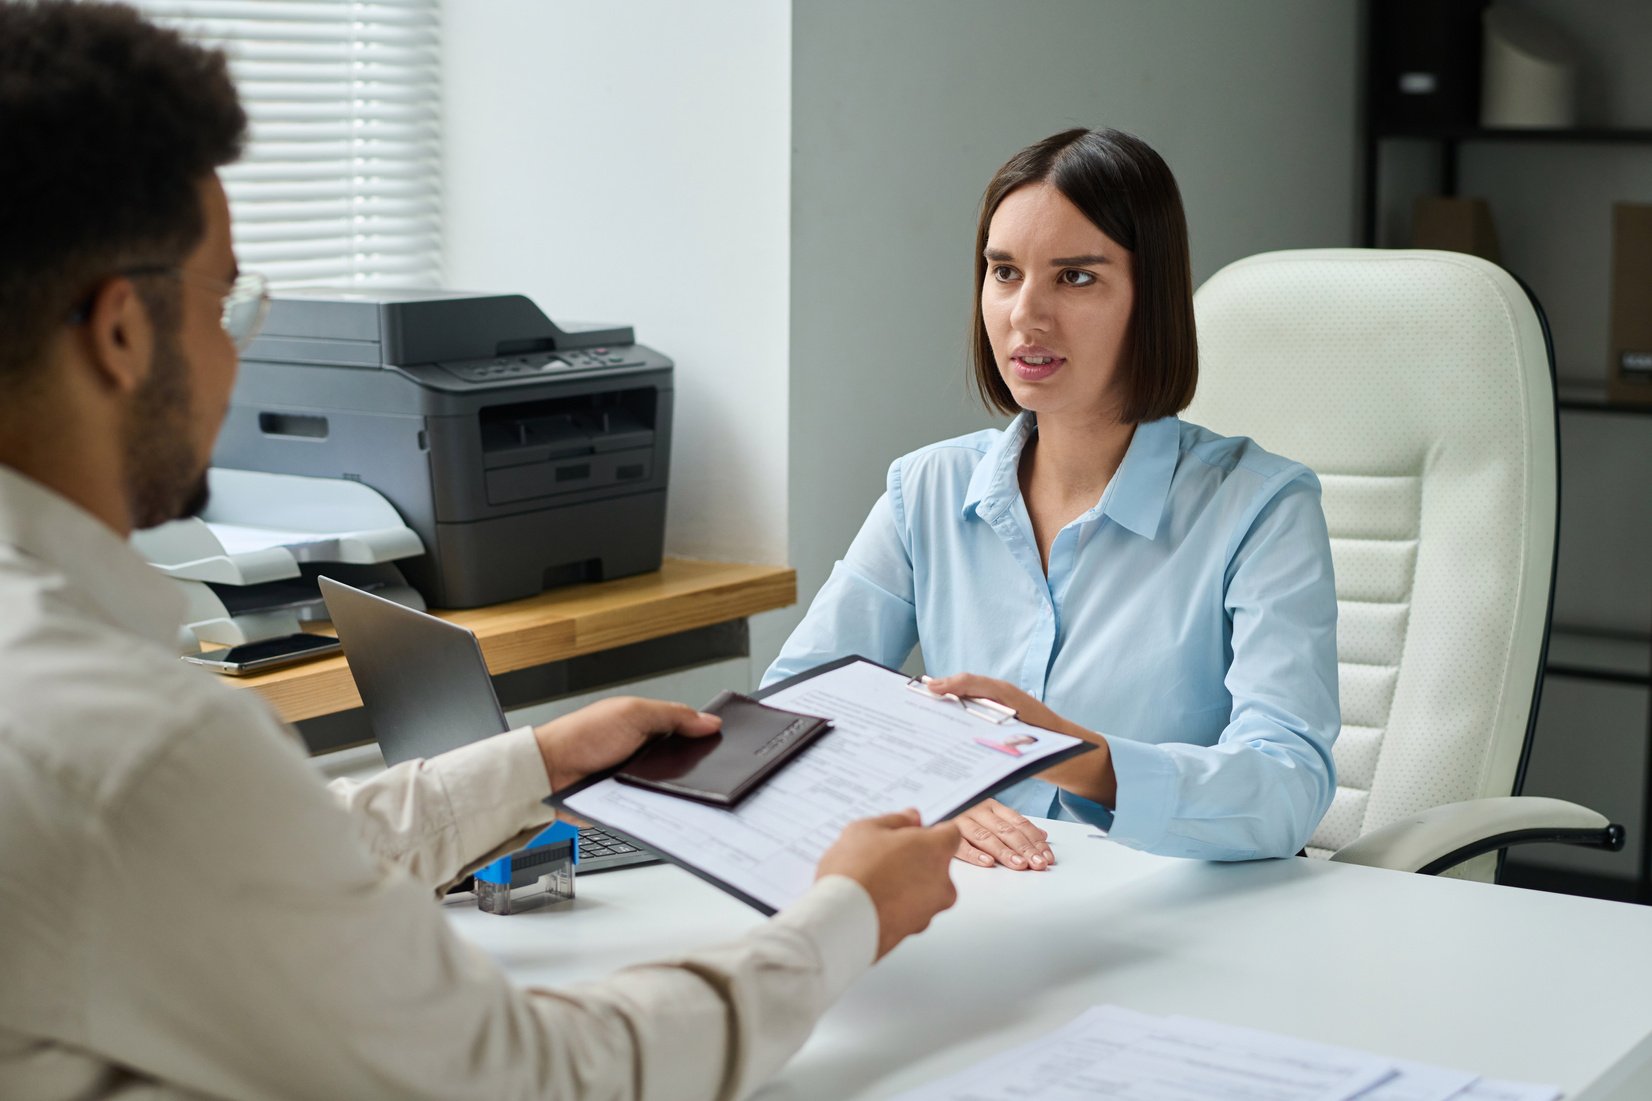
[1040,730,1118,807]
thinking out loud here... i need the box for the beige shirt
[0,465,877,1101]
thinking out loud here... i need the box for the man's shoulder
[0,602,273,809]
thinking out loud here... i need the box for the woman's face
[981,182,1135,423]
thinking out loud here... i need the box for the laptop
[317,575,658,873]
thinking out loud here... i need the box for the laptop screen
[318,576,509,765]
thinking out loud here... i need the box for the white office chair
[1189,248,1623,881]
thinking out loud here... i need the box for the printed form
[890,1006,1559,1101]
[893,1006,1394,1101]
[562,659,1087,912]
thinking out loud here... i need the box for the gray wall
[766,0,1361,671]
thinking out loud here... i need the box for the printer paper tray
[134,468,424,585]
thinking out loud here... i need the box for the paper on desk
[891,1006,1562,1101]
[1158,1017,1562,1101]
[1452,1080,1561,1101]
[1160,1017,1474,1101]
[562,658,1085,912]
[890,1005,1395,1101]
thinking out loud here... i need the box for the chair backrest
[1188,249,1557,871]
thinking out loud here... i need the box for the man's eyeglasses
[69,267,272,352]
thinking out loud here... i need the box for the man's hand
[533,697,721,794]
[950,798,1054,870]
[815,810,959,960]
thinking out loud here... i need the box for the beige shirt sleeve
[88,696,877,1101]
[326,725,558,893]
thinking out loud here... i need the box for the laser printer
[213,289,673,608]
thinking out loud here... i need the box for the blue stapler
[474,821,578,915]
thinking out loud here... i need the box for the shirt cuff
[1089,735,1178,853]
[767,874,878,1003]
[426,725,556,858]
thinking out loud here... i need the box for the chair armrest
[1330,796,1624,875]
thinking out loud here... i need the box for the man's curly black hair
[0,1,246,386]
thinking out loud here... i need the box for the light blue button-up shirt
[763,413,1339,861]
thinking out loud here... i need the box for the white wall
[441,0,793,580]
[771,0,1361,674]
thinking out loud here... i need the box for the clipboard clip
[904,677,1018,725]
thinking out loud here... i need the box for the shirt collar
[963,413,1181,541]
[0,464,185,646]
[1101,416,1180,540]
[962,412,1036,519]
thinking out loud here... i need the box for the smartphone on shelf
[180,632,342,676]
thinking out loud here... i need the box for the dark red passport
[614,691,832,807]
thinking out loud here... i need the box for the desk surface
[447,819,1652,1100]
[231,558,795,723]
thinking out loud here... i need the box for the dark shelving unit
[1362,128,1652,249]
[1546,629,1652,689]
[1557,383,1652,418]
[1361,50,1652,903]
[1382,127,1652,143]
[1547,395,1652,905]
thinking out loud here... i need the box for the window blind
[129,0,442,288]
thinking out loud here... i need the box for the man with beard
[0,4,959,1099]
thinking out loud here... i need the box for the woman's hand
[922,673,1089,741]
[951,798,1055,870]
[923,672,1118,809]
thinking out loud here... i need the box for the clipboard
[552,656,1097,915]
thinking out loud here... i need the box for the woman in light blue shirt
[763,128,1339,867]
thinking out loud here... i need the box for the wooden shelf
[227,558,796,723]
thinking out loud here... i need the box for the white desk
[446,820,1652,1100]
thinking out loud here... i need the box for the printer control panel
[439,346,641,386]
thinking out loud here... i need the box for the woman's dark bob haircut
[971,127,1197,424]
